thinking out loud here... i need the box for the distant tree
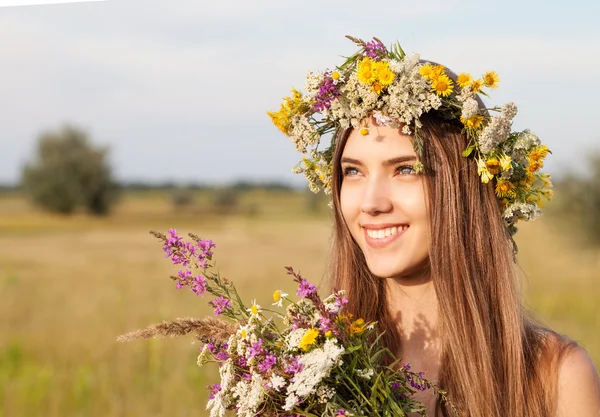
[20,124,118,215]
[556,152,600,245]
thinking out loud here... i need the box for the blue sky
[0,0,598,186]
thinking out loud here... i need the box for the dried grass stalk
[117,317,237,344]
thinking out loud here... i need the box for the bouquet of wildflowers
[119,229,458,417]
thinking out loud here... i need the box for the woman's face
[340,119,430,279]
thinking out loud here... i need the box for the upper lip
[361,223,409,230]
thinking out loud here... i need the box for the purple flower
[208,383,221,400]
[319,316,332,333]
[296,279,317,298]
[214,343,229,361]
[197,238,216,268]
[335,410,350,417]
[247,339,264,358]
[211,296,231,316]
[284,356,304,375]
[313,72,341,112]
[364,39,386,59]
[191,274,207,296]
[258,353,277,373]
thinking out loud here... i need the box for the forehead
[342,124,416,159]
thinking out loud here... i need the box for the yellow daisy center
[251,305,259,315]
[332,71,341,80]
[273,290,282,302]
[360,128,369,136]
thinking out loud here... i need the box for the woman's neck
[386,275,441,382]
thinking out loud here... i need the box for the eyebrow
[340,155,417,166]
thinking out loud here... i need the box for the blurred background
[0,0,599,416]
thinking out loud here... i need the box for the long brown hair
[328,113,576,416]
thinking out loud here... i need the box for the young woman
[329,114,600,416]
[269,36,600,416]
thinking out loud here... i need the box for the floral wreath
[268,35,553,236]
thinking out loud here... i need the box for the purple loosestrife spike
[296,279,317,298]
[247,339,264,358]
[258,354,277,373]
[364,39,385,59]
[211,296,232,316]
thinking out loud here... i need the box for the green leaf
[462,145,475,157]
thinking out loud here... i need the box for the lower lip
[363,227,408,248]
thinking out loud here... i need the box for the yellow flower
[332,71,341,81]
[477,158,494,183]
[299,328,320,351]
[500,154,512,171]
[471,78,484,93]
[460,115,484,130]
[432,74,454,97]
[419,63,434,79]
[528,160,543,173]
[431,64,446,80]
[349,318,366,336]
[495,179,516,198]
[374,61,395,86]
[486,158,502,175]
[357,57,376,84]
[456,72,472,87]
[529,145,550,162]
[372,81,383,95]
[325,330,334,338]
[360,128,369,136]
[267,89,310,136]
[483,71,500,88]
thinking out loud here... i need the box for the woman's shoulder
[546,332,600,416]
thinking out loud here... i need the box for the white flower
[246,299,262,319]
[461,98,479,120]
[285,339,345,403]
[272,289,289,307]
[269,374,287,392]
[233,373,267,417]
[316,385,335,403]
[501,102,518,120]
[237,324,251,341]
[284,393,300,411]
[356,368,375,380]
[197,344,211,367]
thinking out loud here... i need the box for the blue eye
[397,165,415,175]
[343,167,360,176]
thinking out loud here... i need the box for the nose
[360,175,393,216]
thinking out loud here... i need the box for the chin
[364,252,430,280]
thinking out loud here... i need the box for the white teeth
[365,226,408,239]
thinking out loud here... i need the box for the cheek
[340,184,359,219]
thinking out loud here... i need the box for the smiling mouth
[364,225,408,240]
[362,224,409,248]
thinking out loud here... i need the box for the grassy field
[0,190,598,417]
